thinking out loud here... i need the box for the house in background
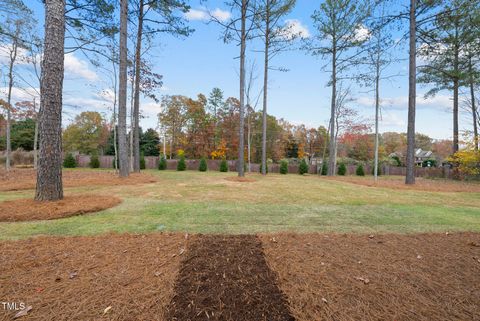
[415,148,435,167]
[389,149,437,167]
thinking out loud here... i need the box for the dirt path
[166,235,294,321]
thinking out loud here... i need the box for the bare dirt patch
[166,235,294,321]
[0,169,157,191]
[224,176,257,183]
[325,175,480,193]
[0,233,185,321]
[260,232,480,321]
[0,195,121,222]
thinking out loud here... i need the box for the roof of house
[415,148,433,158]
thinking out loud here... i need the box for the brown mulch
[0,169,157,191]
[224,176,257,183]
[0,195,122,222]
[325,176,480,193]
[166,235,294,321]
[0,233,186,321]
[260,232,480,321]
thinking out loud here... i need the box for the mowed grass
[0,169,479,240]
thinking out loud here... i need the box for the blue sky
[1,0,473,140]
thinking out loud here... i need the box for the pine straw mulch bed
[0,233,186,321]
[260,232,480,321]
[1,233,479,321]
[0,195,122,222]
[165,235,294,321]
[325,176,480,193]
[0,169,157,192]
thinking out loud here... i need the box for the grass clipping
[0,195,122,222]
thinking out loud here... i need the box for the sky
[1,0,475,141]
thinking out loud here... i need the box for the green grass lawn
[1,169,479,240]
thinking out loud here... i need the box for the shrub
[337,163,346,176]
[280,160,288,174]
[321,162,327,175]
[140,153,146,170]
[298,158,309,175]
[89,154,100,168]
[422,159,437,167]
[63,153,77,168]
[177,155,186,171]
[391,155,402,167]
[199,157,208,172]
[356,164,365,176]
[158,155,167,170]
[219,158,228,172]
[448,149,480,179]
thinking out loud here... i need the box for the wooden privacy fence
[73,154,453,178]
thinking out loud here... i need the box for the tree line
[1,0,480,201]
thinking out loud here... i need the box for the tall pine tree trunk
[6,24,19,171]
[469,58,478,151]
[453,78,459,153]
[405,0,416,185]
[452,40,460,154]
[35,0,65,200]
[132,0,143,172]
[237,0,247,177]
[374,60,380,182]
[117,0,129,177]
[261,10,269,176]
[33,98,38,169]
[327,48,337,176]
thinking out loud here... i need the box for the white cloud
[354,25,370,42]
[64,53,98,81]
[357,94,452,111]
[211,8,231,22]
[381,112,405,127]
[281,19,310,39]
[0,86,39,103]
[185,8,208,21]
[185,7,231,22]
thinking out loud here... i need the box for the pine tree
[338,163,347,176]
[298,158,308,175]
[280,160,288,174]
[219,159,228,172]
[63,153,76,168]
[199,157,208,172]
[158,155,167,170]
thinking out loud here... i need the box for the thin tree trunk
[112,48,118,172]
[35,0,65,200]
[405,0,416,185]
[247,109,251,172]
[129,76,135,172]
[374,57,380,182]
[6,30,18,171]
[117,0,129,177]
[327,48,337,176]
[261,2,269,176]
[452,37,460,154]
[469,57,478,151]
[132,0,143,172]
[238,0,247,177]
[453,78,459,153]
[33,98,38,169]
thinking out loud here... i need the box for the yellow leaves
[210,140,228,160]
[448,149,480,177]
